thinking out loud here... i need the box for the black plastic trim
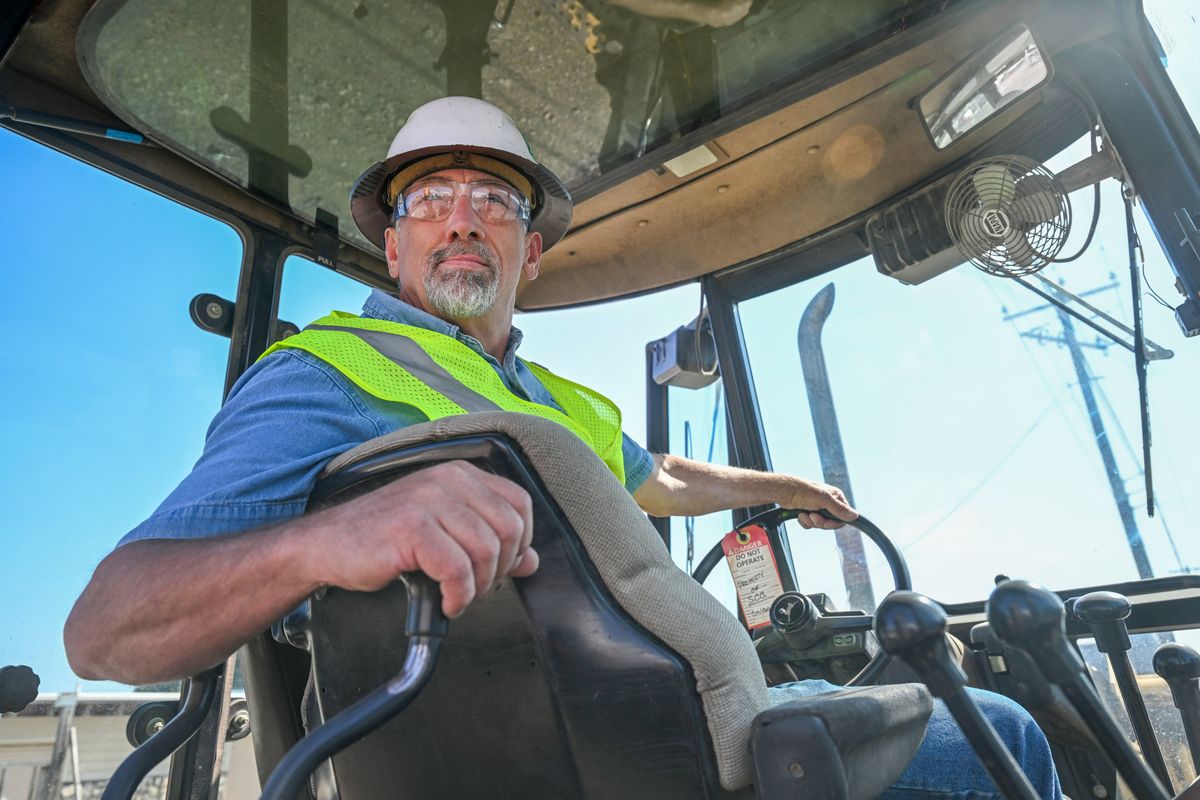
[0,0,38,69]
[942,575,1200,639]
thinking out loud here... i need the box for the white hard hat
[350,97,572,251]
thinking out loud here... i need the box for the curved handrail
[259,573,447,800]
[101,668,221,800]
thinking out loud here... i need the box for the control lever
[1153,643,1200,776]
[1073,591,1173,791]
[259,573,448,800]
[875,591,1041,800]
[987,581,1170,800]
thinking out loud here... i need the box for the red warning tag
[721,524,785,629]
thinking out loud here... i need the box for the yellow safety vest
[261,311,626,483]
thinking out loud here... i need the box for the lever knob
[1073,591,1132,624]
[987,580,1081,684]
[1154,643,1200,776]
[875,591,964,698]
[1153,643,1200,692]
[1073,591,1132,654]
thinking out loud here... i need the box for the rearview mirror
[918,24,1052,150]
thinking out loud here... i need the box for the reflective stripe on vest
[260,311,626,483]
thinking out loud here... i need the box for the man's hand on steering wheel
[780,479,858,530]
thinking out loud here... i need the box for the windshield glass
[80,0,954,251]
[741,134,1200,609]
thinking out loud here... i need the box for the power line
[902,398,1059,551]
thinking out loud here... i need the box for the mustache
[426,241,499,274]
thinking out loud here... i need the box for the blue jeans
[769,681,1063,800]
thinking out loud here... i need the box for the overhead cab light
[662,143,719,178]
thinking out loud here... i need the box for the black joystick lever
[1153,642,1200,776]
[875,591,1041,800]
[1073,592,1173,791]
[259,573,448,800]
[988,581,1169,800]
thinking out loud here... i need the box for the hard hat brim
[350,145,572,253]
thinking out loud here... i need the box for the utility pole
[1055,309,1153,579]
[1004,283,1153,580]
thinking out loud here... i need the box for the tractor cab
[2,1,1200,798]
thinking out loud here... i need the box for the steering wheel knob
[769,592,814,632]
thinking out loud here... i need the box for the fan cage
[945,155,1071,277]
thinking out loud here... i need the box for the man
[65,97,1059,799]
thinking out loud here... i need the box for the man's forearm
[633,453,856,527]
[65,461,540,685]
[633,454,798,517]
[64,520,323,685]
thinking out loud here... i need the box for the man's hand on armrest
[64,460,537,685]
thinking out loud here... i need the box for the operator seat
[240,412,932,799]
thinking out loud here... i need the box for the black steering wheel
[691,507,911,686]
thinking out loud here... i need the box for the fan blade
[1010,190,1059,228]
[1010,173,1061,227]
[972,164,1017,207]
[1003,228,1038,269]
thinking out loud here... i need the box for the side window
[516,286,739,574]
[666,378,736,613]
[277,254,374,330]
[2,128,246,790]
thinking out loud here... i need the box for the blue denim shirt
[118,289,654,546]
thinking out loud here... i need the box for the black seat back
[249,432,749,799]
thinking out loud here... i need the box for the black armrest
[751,683,933,800]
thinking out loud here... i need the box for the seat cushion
[322,412,771,789]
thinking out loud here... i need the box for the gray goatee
[419,241,500,319]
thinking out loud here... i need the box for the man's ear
[523,230,543,281]
[384,226,401,281]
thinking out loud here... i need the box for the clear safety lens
[397,181,530,224]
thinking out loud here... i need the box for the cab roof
[0,0,1114,309]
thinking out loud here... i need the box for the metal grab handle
[101,669,221,800]
[259,573,448,800]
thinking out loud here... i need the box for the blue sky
[4,3,1200,693]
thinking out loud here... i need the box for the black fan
[945,155,1071,277]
